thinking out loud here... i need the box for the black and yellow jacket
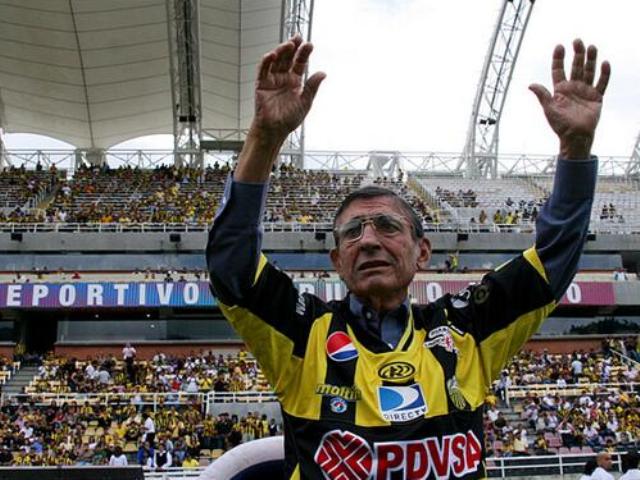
[207,158,596,479]
[215,247,555,479]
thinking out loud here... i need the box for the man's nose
[358,222,381,246]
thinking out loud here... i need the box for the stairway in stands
[1,365,38,395]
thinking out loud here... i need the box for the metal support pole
[460,0,535,178]
[0,127,5,170]
[280,0,314,170]
[627,131,640,177]
[167,0,203,169]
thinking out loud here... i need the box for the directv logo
[378,384,428,422]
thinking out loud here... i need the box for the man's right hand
[252,35,326,140]
[234,36,325,182]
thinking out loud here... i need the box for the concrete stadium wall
[209,402,282,421]
[1,231,639,253]
[54,342,244,360]
[49,336,612,360]
[0,342,15,358]
[525,337,603,354]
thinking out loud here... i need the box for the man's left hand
[530,39,611,159]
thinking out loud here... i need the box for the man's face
[330,196,431,305]
[599,454,613,470]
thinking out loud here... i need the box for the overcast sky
[4,0,639,159]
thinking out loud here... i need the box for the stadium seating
[24,353,270,395]
[0,344,636,467]
[2,165,639,233]
[0,166,59,222]
[486,347,640,457]
[0,164,436,226]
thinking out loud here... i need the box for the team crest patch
[447,377,470,410]
[326,332,358,362]
[451,287,472,309]
[330,397,348,414]
[424,325,458,353]
[378,384,427,422]
[473,284,490,304]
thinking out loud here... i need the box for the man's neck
[351,292,407,313]
[351,294,407,316]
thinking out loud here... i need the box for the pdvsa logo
[326,332,358,362]
[378,384,427,422]
[314,429,483,479]
[314,430,372,479]
[378,361,416,381]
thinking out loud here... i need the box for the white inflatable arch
[199,436,285,480]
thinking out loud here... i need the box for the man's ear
[330,247,342,276]
[416,237,431,270]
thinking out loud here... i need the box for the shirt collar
[348,293,410,320]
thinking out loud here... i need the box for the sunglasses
[333,213,410,244]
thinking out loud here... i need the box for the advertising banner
[0,279,616,309]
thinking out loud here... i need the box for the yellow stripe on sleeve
[523,246,549,284]
[479,301,555,383]
[253,253,269,286]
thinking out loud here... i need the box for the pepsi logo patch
[326,332,358,362]
[378,384,427,422]
[329,396,347,414]
[314,430,372,479]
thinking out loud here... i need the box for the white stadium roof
[0,0,282,149]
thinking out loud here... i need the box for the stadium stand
[0,402,281,467]
[486,346,640,458]
[1,164,440,227]
[531,175,640,227]
[4,166,638,237]
[0,166,59,222]
[24,352,269,395]
[410,173,547,226]
[0,345,637,471]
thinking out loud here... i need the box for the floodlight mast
[0,128,5,170]
[460,0,535,179]
[167,0,203,169]
[627,132,640,177]
[280,0,315,170]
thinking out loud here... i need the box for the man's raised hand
[529,39,611,159]
[252,35,326,140]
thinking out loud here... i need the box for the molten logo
[316,384,362,401]
[314,430,373,479]
[378,361,416,381]
[314,429,483,479]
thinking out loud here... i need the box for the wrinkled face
[330,196,431,302]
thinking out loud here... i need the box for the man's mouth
[358,260,391,271]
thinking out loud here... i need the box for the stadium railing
[144,468,204,479]
[505,382,639,406]
[611,348,640,367]
[486,451,623,478]
[0,221,638,234]
[6,452,618,479]
[0,390,280,412]
[0,392,207,411]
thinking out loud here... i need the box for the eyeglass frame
[332,212,415,246]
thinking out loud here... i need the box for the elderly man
[207,35,609,479]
